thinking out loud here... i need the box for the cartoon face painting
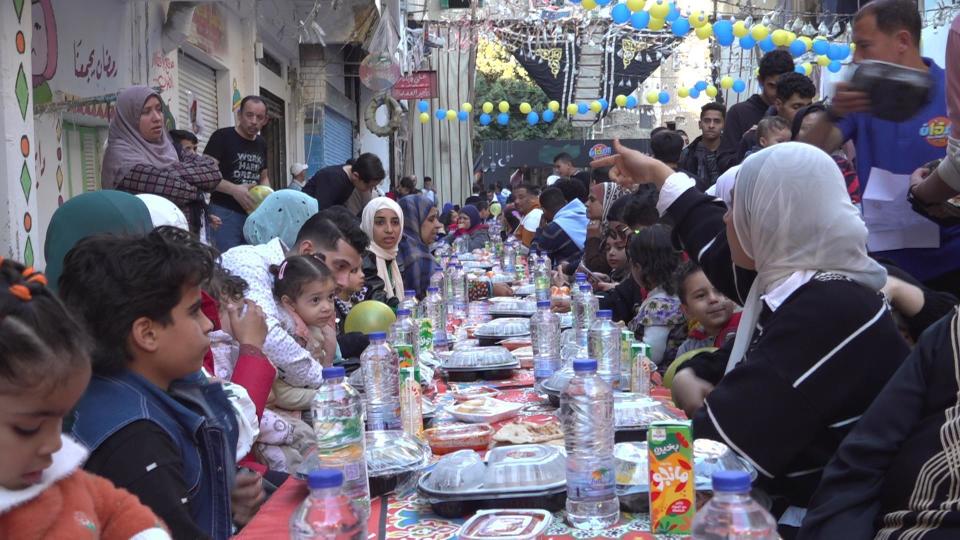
[31,0,58,103]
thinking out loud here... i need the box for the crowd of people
[1,0,959,538]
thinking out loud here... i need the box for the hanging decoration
[364,94,402,136]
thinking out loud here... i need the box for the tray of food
[474,318,531,346]
[424,423,495,455]
[458,509,553,540]
[449,397,524,424]
[451,385,501,402]
[492,418,564,445]
[488,299,537,318]
[441,346,516,370]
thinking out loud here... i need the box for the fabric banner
[512,40,580,107]
[602,35,680,104]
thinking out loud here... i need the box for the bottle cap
[397,309,411,317]
[322,366,345,379]
[597,309,612,319]
[404,289,417,297]
[536,300,551,309]
[573,358,598,372]
[711,470,752,493]
[575,272,587,281]
[368,331,387,340]
[307,469,344,489]
[579,284,592,292]
[427,287,439,293]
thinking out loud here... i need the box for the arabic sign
[73,40,117,83]
[392,71,438,100]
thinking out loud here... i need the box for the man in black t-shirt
[302,153,385,213]
[553,152,592,196]
[203,96,271,251]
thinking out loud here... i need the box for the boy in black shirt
[302,153,385,212]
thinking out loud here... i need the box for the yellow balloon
[581,0,598,9]
[799,36,813,51]
[850,43,856,53]
[648,17,666,30]
[750,24,769,41]
[720,76,734,89]
[461,102,473,113]
[802,62,813,76]
[567,103,579,115]
[248,185,274,212]
[548,100,560,112]
[816,55,831,67]
[645,91,659,104]
[733,20,749,38]
[689,10,707,28]
[498,101,510,113]
[419,112,430,124]
[519,102,532,114]
[627,0,644,11]
[445,109,457,120]
[695,22,713,39]
[344,301,396,335]
[705,85,718,98]
[482,102,494,114]
[614,94,628,107]
[648,0,669,20]
[771,29,789,46]
[677,87,690,98]
[589,100,602,113]
[787,31,797,43]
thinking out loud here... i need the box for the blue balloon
[694,81,708,91]
[626,95,638,108]
[689,88,701,99]
[435,109,446,120]
[577,102,589,114]
[716,32,735,46]
[839,44,851,60]
[732,79,746,93]
[479,113,492,126]
[598,98,609,111]
[658,91,670,104]
[497,112,509,125]
[671,18,690,36]
[611,3,631,24]
[827,43,845,60]
[739,35,756,49]
[527,111,540,125]
[666,3,681,22]
[828,60,843,73]
[457,110,469,121]
[568,0,580,3]
[630,11,650,30]
[542,109,555,123]
[758,36,776,52]
[417,100,429,113]
[789,39,806,57]
[812,38,829,56]
[713,20,733,38]
[596,0,611,5]
[794,65,806,74]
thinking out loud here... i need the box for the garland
[365,94,402,137]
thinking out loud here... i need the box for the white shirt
[520,208,544,232]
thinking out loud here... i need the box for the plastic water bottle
[423,286,448,350]
[534,253,551,303]
[530,300,561,386]
[588,310,621,390]
[628,342,653,396]
[429,265,445,293]
[311,367,370,520]
[442,261,458,307]
[573,284,598,348]
[571,273,588,303]
[399,289,419,317]
[502,241,516,274]
[290,469,364,540]
[561,359,618,529]
[691,471,778,539]
[389,309,421,382]
[359,332,400,431]
[452,262,469,319]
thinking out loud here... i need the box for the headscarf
[361,197,406,299]
[551,198,588,249]
[454,205,485,237]
[398,195,439,297]
[243,190,319,249]
[599,182,629,225]
[100,86,180,189]
[725,142,887,373]
[44,191,153,291]
[711,165,739,207]
[137,194,188,231]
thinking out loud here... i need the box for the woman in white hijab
[593,140,909,528]
[360,197,406,308]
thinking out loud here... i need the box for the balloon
[694,21,712,38]
[611,2,631,24]
[589,100,602,113]
[578,102,589,114]
[677,87,690,98]
[827,43,845,60]
[462,102,473,113]
[457,110,469,121]
[445,109,457,121]
[812,38,829,55]
[548,100,560,112]
[816,54,831,67]
[716,32,735,46]
[787,31,797,43]
[543,109,555,122]
[771,29,790,46]
[666,4,681,22]
[567,103,579,115]
[479,113,492,126]
[705,85,718,98]
[689,10,708,28]
[828,60,842,73]
[498,101,510,113]
[838,44,851,60]
[720,75,734,89]
[732,79,746,93]
[419,112,430,123]
[713,20,733,38]
[789,39,807,57]
[631,11,650,29]
[800,62,812,76]
[733,20,749,38]
[596,0,611,5]
[626,0,643,11]
[489,202,501,217]
[519,102,532,114]
[758,36,776,52]
[482,102,494,114]
[417,100,429,113]
[648,17,665,31]
[739,36,756,49]
[799,36,813,51]
[750,24,769,41]
[435,109,447,120]
[615,94,628,107]
[794,64,806,74]
[626,95,638,108]
[643,91,657,104]
[671,18,690,36]
[598,98,609,111]
[581,0,598,9]
[497,112,509,125]
[689,87,701,99]
[344,301,396,335]
[527,111,539,125]
[694,80,708,91]
[248,185,274,212]
[649,0,669,19]
[658,91,670,104]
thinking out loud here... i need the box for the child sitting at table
[0,258,170,539]
[675,261,740,357]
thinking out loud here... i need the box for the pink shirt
[948,14,960,128]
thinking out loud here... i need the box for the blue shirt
[838,58,956,281]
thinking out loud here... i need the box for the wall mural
[31,0,57,105]
[13,0,38,266]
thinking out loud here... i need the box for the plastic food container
[450,398,524,424]
[453,338,481,350]
[418,444,567,518]
[489,299,536,318]
[365,430,432,495]
[475,318,531,346]
[512,283,535,297]
[615,395,685,429]
[443,347,516,369]
[540,366,575,406]
[424,423,495,455]
[451,385,501,402]
[458,509,553,540]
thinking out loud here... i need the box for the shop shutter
[322,108,353,167]
[178,52,220,152]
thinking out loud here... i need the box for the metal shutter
[178,53,220,152]
[77,126,106,192]
[322,107,353,167]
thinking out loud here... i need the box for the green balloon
[344,300,396,335]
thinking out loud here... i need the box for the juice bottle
[648,420,695,535]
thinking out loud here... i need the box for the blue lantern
[542,109,555,123]
[694,81,708,91]
[671,18,690,36]
[626,95,638,108]
[739,35,756,49]
[479,113,492,126]
[666,3,681,22]
[417,100,430,113]
[611,3,631,24]
[732,79,746,93]
[658,91,670,104]
[457,110,469,121]
[789,39,806,57]
[630,11,650,30]
[497,112,509,125]
[828,60,842,73]
[759,36,776,52]
[812,38,829,55]
[435,109,446,120]
[577,102,589,114]
[527,111,540,125]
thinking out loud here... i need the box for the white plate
[450,398,524,424]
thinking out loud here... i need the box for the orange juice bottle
[648,420,695,535]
